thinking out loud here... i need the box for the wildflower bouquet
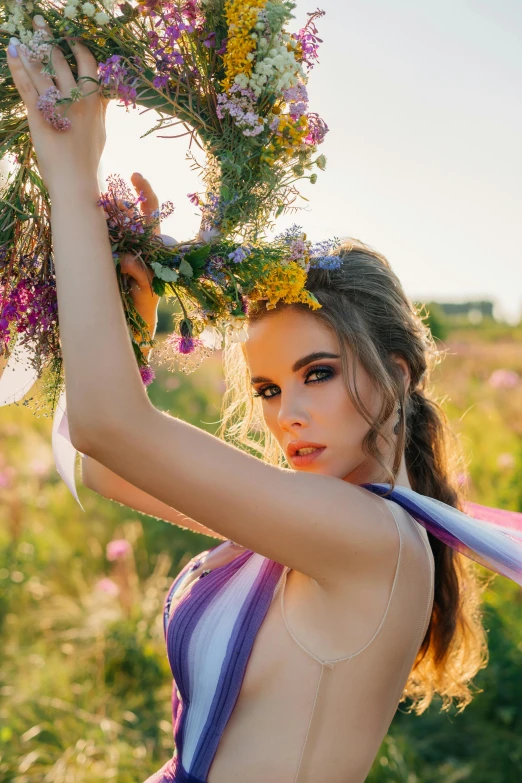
[0,0,333,418]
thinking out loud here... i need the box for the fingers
[131,172,160,214]
[6,40,40,111]
[131,172,161,236]
[120,253,157,298]
[32,16,76,95]
[65,38,100,90]
[8,34,55,99]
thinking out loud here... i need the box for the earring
[393,402,402,435]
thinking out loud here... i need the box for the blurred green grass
[1,316,522,782]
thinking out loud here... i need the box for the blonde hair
[218,237,490,715]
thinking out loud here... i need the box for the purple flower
[98,55,139,108]
[153,74,170,89]
[106,539,132,561]
[283,83,309,121]
[140,365,156,386]
[312,255,342,270]
[305,113,329,145]
[188,192,200,206]
[216,37,228,56]
[292,9,325,70]
[228,246,252,264]
[165,332,204,355]
[202,31,216,47]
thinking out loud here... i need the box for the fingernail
[33,14,46,27]
[8,37,20,57]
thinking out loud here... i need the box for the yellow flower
[222,0,267,91]
[260,114,309,164]
[250,262,322,310]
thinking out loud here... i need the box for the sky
[3,1,520,321]
[98,0,522,322]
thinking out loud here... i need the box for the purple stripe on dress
[191,557,284,780]
[181,553,265,768]
[166,549,255,773]
[362,483,522,587]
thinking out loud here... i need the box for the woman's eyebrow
[250,352,340,385]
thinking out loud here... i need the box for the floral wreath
[0,0,340,416]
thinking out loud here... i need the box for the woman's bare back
[170,498,434,783]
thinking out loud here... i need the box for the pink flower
[95,577,119,596]
[488,369,520,389]
[0,466,16,488]
[29,458,50,478]
[106,539,131,561]
[36,86,72,132]
[456,472,470,487]
[497,453,516,470]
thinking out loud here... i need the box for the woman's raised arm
[6,35,398,586]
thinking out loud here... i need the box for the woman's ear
[392,354,411,396]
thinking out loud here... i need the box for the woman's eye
[306,368,333,383]
[253,366,334,400]
[253,385,278,400]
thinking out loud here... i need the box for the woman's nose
[276,394,310,431]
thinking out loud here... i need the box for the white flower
[82,2,96,17]
[226,317,249,343]
[200,326,224,350]
[94,10,110,25]
[197,226,221,243]
[63,4,79,19]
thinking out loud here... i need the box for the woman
[5,25,497,783]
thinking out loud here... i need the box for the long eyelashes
[252,366,335,401]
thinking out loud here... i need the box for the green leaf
[111,243,119,252]
[151,277,166,297]
[178,258,194,278]
[151,262,179,282]
[185,245,211,264]
[220,184,230,201]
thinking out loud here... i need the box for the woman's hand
[6,16,108,195]
[117,173,162,357]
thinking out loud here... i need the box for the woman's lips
[289,447,326,467]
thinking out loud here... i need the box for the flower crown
[1,0,335,413]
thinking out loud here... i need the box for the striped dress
[143,482,522,782]
[145,543,285,783]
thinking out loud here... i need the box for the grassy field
[1,320,521,782]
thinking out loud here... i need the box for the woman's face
[244,307,400,484]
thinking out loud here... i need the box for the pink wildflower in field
[28,458,51,478]
[0,466,15,488]
[95,577,120,596]
[106,539,132,561]
[497,453,516,470]
[488,369,520,389]
[456,472,470,487]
